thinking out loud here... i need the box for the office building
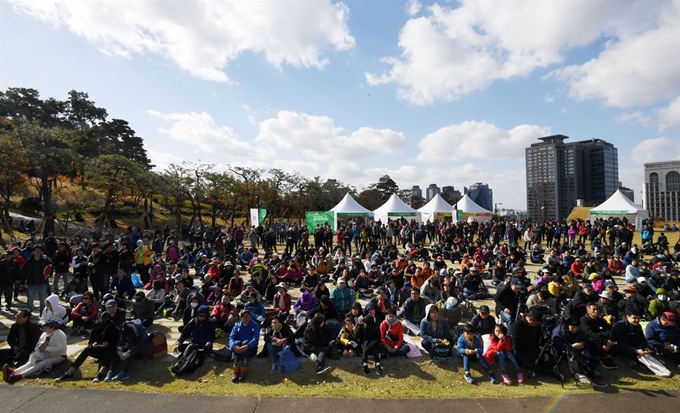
[411,185,422,200]
[525,135,619,222]
[426,184,440,201]
[645,160,680,222]
[464,183,493,212]
[441,186,462,203]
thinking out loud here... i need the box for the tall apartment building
[426,183,440,201]
[525,135,619,222]
[464,183,493,211]
[644,160,680,222]
[411,185,422,200]
[441,186,462,203]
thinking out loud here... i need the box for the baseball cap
[479,305,490,313]
[105,299,117,307]
[662,312,676,326]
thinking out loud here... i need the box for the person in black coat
[303,313,333,375]
[359,314,382,376]
[0,309,41,367]
[56,319,120,382]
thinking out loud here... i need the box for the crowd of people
[0,216,679,388]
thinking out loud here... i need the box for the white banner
[250,208,259,227]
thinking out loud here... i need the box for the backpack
[147,332,168,360]
[277,346,300,374]
[431,343,453,360]
[209,346,233,362]
[171,346,201,375]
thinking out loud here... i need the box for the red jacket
[380,319,404,349]
[273,292,291,313]
[483,334,512,365]
[71,300,99,320]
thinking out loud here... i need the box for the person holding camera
[511,310,561,381]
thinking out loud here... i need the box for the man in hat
[494,278,523,331]
[175,304,215,371]
[131,291,154,327]
[52,242,71,297]
[100,299,126,329]
[646,311,680,368]
[597,290,619,322]
[103,319,148,382]
[330,277,354,317]
[471,305,496,335]
[228,308,260,382]
[570,257,585,278]
[649,288,671,318]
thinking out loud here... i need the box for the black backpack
[171,346,202,375]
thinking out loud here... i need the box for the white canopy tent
[588,190,649,224]
[330,193,372,229]
[418,193,453,222]
[453,194,493,223]
[373,193,420,223]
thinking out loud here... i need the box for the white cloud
[256,111,406,161]
[146,110,264,157]
[9,0,355,82]
[406,0,422,16]
[146,149,183,171]
[417,121,550,161]
[657,96,680,132]
[366,0,679,107]
[629,137,680,165]
[615,111,653,127]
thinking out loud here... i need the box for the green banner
[305,211,334,233]
[590,210,629,215]
[259,208,267,223]
[388,212,417,217]
[336,212,369,217]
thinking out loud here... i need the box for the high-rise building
[411,185,422,200]
[441,186,461,203]
[464,183,493,212]
[645,160,680,222]
[525,135,619,222]
[426,183,440,201]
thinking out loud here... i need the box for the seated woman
[244,292,266,326]
[272,283,291,315]
[55,319,120,383]
[41,294,69,329]
[302,313,333,375]
[3,321,67,383]
[293,291,316,327]
[229,309,260,383]
[210,294,238,333]
[71,291,98,335]
[379,308,410,358]
[457,323,497,384]
[419,304,454,355]
[146,280,166,311]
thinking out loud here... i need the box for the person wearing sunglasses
[175,305,215,371]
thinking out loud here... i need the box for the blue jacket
[244,301,266,321]
[178,317,215,348]
[645,318,679,353]
[111,275,135,297]
[456,333,483,356]
[117,320,148,356]
[229,320,260,350]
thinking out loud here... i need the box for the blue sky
[1,0,679,210]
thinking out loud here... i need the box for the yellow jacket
[134,247,152,266]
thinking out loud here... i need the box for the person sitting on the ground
[103,319,148,382]
[100,299,126,329]
[302,313,333,375]
[41,294,69,329]
[330,277,355,318]
[55,319,120,383]
[211,294,238,333]
[399,287,428,335]
[485,324,523,385]
[552,317,606,387]
[175,305,214,371]
[110,268,135,300]
[437,296,463,327]
[580,302,617,370]
[494,278,522,332]
[612,310,653,366]
[64,273,88,297]
[273,283,291,314]
[0,309,41,368]
[293,291,316,326]
[471,305,496,336]
[649,288,671,319]
[645,311,680,368]
[457,323,497,384]
[339,316,361,357]
[71,291,98,335]
[146,280,166,311]
[420,304,454,355]
[359,314,382,376]
[379,308,411,358]
[264,314,295,373]
[131,291,154,327]
[512,310,560,381]
[244,291,266,325]
[229,308,260,383]
[463,268,488,300]
[180,295,202,333]
[3,320,67,383]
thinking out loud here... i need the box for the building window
[650,172,659,183]
[666,171,680,191]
